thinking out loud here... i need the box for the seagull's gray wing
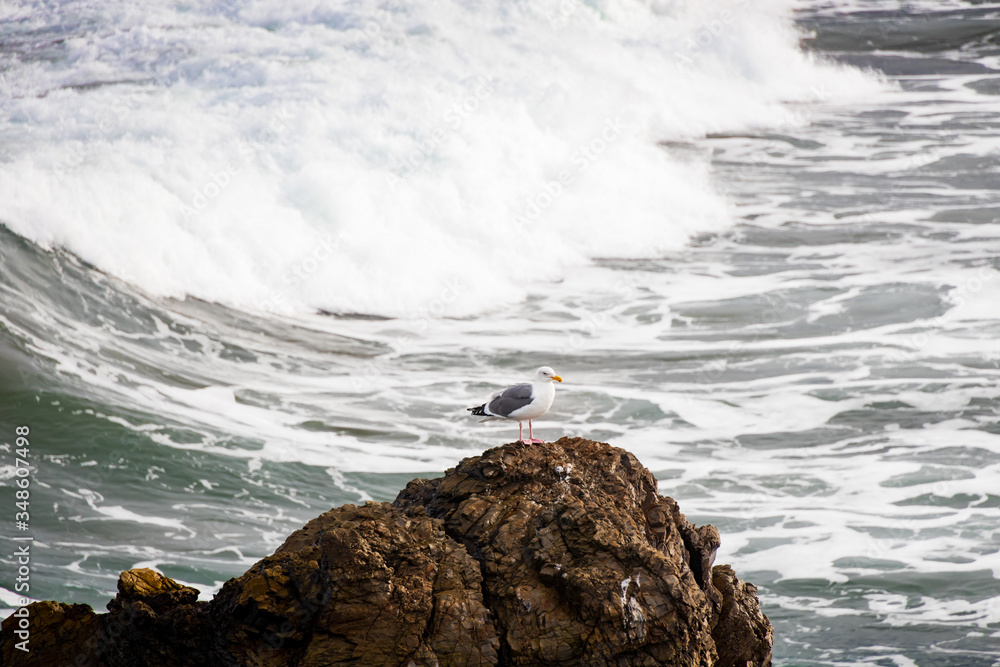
[487,382,534,418]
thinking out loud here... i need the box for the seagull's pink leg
[529,420,545,444]
[518,422,526,444]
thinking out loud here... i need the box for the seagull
[468,366,563,444]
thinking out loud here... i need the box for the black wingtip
[468,404,487,416]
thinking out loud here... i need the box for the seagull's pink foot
[526,421,547,445]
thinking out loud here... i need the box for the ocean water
[1,0,1000,664]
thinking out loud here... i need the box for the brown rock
[1,601,101,667]
[711,565,774,667]
[395,436,768,666]
[108,567,200,614]
[0,438,772,667]
[211,501,499,666]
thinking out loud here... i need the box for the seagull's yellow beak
[552,375,563,382]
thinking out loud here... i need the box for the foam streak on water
[2,1,1000,665]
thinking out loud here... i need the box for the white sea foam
[0,586,31,608]
[0,0,881,317]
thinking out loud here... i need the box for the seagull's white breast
[508,380,555,421]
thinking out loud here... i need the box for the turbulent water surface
[2,0,1000,664]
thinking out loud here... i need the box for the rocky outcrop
[0,569,210,667]
[394,437,769,666]
[0,601,101,666]
[108,567,200,614]
[213,502,499,666]
[1,437,772,666]
[711,565,773,667]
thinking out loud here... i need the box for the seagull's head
[535,366,563,383]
